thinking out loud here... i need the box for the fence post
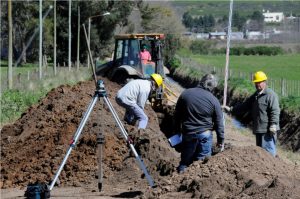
[27,71,30,81]
[17,73,21,84]
[281,78,285,97]
[249,72,253,81]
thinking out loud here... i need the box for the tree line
[1,1,135,65]
[182,10,264,32]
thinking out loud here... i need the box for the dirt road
[1,77,300,198]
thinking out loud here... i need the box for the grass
[178,51,300,80]
[173,49,300,111]
[1,62,92,126]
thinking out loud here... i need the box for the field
[189,54,300,80]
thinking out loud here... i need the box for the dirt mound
[0,78,177,190]
[1,77,300,198]
[149,146,300,198]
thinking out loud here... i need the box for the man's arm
[174,96,183,133]
[268,92,280,129]
[214,101,225,145]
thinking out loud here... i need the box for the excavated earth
[1,77,300,198]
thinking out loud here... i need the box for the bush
[1,89,46,123]
[190,40,217,55]
[168,56,181,70]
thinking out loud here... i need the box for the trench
[160,72,300,152]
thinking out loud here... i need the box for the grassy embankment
[0,60,92,126]
[173,49,300,113]
[170,50,300,162]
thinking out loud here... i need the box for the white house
[246,31,264,40]
[196,33,209,39]
[209,32,226,40]
[231,32,244,40]
[263,10,284,23]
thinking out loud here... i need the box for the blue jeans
[178,131,212,172]
[116,98,148,129]
[255,133,276,157]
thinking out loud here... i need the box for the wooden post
[281,78,285,97]
[17,73,21,84]
[27,71,30,81]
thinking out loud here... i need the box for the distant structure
[208,32,226,40]
[262,10,284,23]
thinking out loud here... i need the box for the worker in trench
[115,73,163,130]
[174,74,225,174]
[222,71,280,157]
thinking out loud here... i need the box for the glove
[269,124,277,135]
[221,105,232,113]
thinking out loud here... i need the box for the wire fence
[1,62,89,92]
[179,57,300,97]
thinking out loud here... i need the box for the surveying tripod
[48,80,155,192]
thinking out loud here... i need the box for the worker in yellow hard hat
[222,71,280,157]
[115,73,163,129]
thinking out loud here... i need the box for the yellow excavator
[96,33,178,110]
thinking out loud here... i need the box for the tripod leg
[49,95,99,191]
[102,96,155,188]
[97,128,104,192]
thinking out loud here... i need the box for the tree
[248,10,264,31]
[139,2,184,64]
[182,12,194,30]
[232,11,246,31]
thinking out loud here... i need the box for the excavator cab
[97,33,167,82]
[96,33,170,108]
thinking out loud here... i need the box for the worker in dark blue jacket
[174,74,225,173]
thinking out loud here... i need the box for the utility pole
[39,0,43,79]
[87,12,110,68]
[54,0,57,75]
[223,0,233,106]
[68,0,72,71]
[77,5,80,70]
[8,0,13,89]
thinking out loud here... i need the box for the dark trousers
[178,131,212,172]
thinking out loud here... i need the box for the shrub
[190,40,217,55]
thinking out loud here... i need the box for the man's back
[116,79,151,108]
[175,87,223,134]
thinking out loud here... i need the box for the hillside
[171,1,300,18]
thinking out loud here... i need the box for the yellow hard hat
[151,73,163,87]
[252,71,267,83]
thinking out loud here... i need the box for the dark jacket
[232,88,280,134]
[174,87,224,144]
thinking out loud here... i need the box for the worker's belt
[185,130,212,135]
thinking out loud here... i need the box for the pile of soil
[1,77,300,198]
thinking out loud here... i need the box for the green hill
[171,1,300,18]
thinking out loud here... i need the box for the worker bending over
[115,73,163,129]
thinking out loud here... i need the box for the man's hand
[216,143,224,152]
[221,105,232,113]
[269,124,277,136]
